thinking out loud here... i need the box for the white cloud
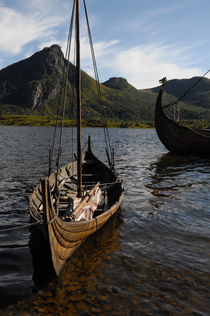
[57,34,203,89]
[95,43,203,89]
[0,1,206,90]
[18,0,70,15]
[0,6,64,54]
[54,35,119,72]
[145,0,201,18]
[81,37,119,61]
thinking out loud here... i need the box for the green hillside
[0,45,210,123]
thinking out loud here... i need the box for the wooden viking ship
[29,0,124,277]
[155,78,210,155]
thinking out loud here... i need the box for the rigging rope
[162,69,210,110]
[53,0,76,213]
[56,0,76,175]
[50,0,115,179]
[83,0,114,169]
[71,35,77,163]
[49,0,76,176]
[188,127,210,138]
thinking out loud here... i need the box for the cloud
[91,42,202,89]
[60,34,203,89]
[18,0,70,15]
[52,35,119,75]
[0,0,206,90]
[145,0,201,18]
[0,6,64,55]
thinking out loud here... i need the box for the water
[0,126,209,315]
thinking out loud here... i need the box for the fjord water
[0,126,209,315]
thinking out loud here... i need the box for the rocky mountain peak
[103,77,130,90]
[0,45,65,111]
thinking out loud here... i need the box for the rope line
[83,0,114,169]
[56,0,76,177]
[0,220,44,233]
[0,181,121,234]
[54,0,76,213]
[0,213,59,233]
[162,69,210,110]
[188,127,210,138]
[82,180,121,188]
[49,0,76,176]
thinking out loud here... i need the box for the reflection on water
[151,153,210,180]
[148,154,210,234]
[0,127,210,315]
[6,212,124,315]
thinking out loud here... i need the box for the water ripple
[0,127,209,315]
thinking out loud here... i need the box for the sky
[0,0,210,89]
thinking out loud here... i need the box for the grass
[1,114,209,129]
[0,115,154,128]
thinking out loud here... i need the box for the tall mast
[76,0,82,197]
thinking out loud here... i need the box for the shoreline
[0,114,209,129]
[0,114,154,128]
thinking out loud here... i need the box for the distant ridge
[0,44,210,121]
[103,77,132,90]
[151,77,210,110]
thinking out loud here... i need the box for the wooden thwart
[28,0,124,277]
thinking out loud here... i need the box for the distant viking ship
[155,77,210,155]
[29,0,124,277]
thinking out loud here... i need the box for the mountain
[0,45,65,114]
[151,77,210,119]
[0,44,210,121]
[103,77,131,90]
[152,77,210,109]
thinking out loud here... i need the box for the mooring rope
[0,213,60,233]
[0,219,44,233]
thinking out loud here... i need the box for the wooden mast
[76,0,82,197]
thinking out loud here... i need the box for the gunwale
[29,0,124,277]
[29,149,124,276]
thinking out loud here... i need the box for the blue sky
[0,0,209,88]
